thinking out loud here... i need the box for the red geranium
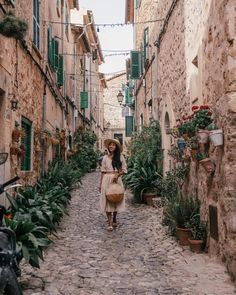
[192,105,199,111]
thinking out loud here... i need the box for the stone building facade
[0,1,105,186]
[126,0,236,279]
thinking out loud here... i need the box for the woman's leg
[113,211,117,225]
[106,212,113,229]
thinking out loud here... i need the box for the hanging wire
[44,18,164,27]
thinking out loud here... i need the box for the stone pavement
[21,172,236,295]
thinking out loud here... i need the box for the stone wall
[152,0,236,279]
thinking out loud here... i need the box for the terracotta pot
[176,227,192,246]
[190,149,198,161]
[199,157,215,172]
[142,192,156,207]
[197,129,209,144]
[209,129,223,146]
[188,239,204,253]
[12,129,21,142]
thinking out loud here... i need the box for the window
[135,0,141,9]
[56,0,61,16]
[21,117,32,171]
[143,27,149,63]
[130,51,141,80]
[125,116,134,137]
[9,0,15,7]
[33,0,40,49]
[57,55,64,86]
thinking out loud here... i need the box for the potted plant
[164,193,200,245]
[207,123,223,146]
[168,145,183,161]
[194,110,212,143]
[0,12,28,40]
[186,136,199,161]
[196,153,215,172]
[188,214,207,253]
[178,120,195,139]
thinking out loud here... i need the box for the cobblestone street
[21,172,236,295]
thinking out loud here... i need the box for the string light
[44,18,164,27]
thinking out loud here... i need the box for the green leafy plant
[163,192,201,235]
[187,214,207,241]
[206,123,219,131]
[0,12,28,40]
[178,121,196,138]
[168,146,183,161]
[186,136,198,150]
[160,166,189,201]
[195,152,208,161]
[124,161,162,202]
[193,109,212,129]
[124,120,163,202]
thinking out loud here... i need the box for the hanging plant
[0,12,28,40]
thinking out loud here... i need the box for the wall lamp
[10,96,19,111]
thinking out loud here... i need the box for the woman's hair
[111,144,122,171]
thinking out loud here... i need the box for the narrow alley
[21,172,236,295]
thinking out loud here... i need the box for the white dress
[100,154,127,213]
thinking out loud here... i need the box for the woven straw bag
[106,182,124,203]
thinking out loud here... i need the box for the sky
[79,0,133,75]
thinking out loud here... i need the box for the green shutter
[54,39,59,70]
[92,49,98,61]
[135,0,140,9]
[131,51,140,80]
[144,28,149,62]
[80,91,88,109]
[48,25,53,65]
[21,118,32,171]
[125,116,134,137]
[57,55,64,86]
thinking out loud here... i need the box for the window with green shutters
[125,116,134,137]
[21,117,32,171]
[144,27,149,63]
[80,91,88,109]
[47,25,53,65]
[9,0,15,6]
[57,55,64,86]
[53,39,59,70]
[33,0,40,49]
[135,0,140,9]
[130,51,141,80]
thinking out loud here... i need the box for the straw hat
[104,138,122,152]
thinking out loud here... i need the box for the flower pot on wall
[176,227,192,246]
[177,139,186,152]
[190,149,198,161]
[197,129,209,144]
[209,129,223,146]
[188,239,204,253]
[199,158,215,172]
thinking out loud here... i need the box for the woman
[99,139,127,231]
